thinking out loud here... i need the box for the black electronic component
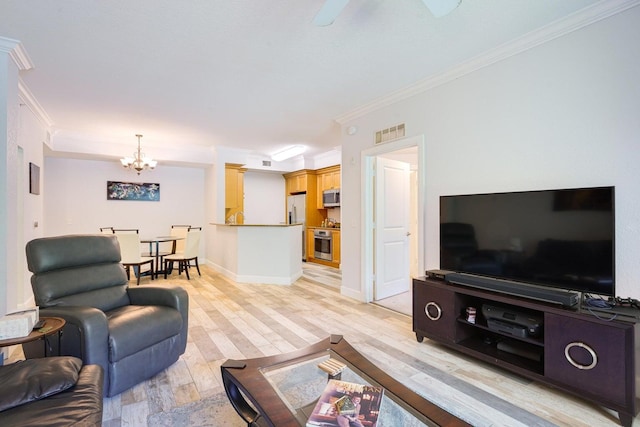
[425,269,453,281]
[448,272,579,307]
[33,319,46,329]
[482,304,543,337]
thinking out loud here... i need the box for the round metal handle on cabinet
[425,302,442,321]
[564,342,598,370]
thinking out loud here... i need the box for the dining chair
[170,225,191,255]
[113,231,155,285]
[185,227,202,267]
[163,229,201,280]
[156,224,191,267]
[99,227,114,234]
[112,229,152,257]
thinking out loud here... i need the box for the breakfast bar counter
[210,223,303,285]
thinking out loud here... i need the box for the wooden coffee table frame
[221,334,470,427]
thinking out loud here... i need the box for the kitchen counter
[210,223,303,285]
[307,226,340,230]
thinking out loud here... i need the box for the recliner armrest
[127,285,188,311]
[127,285,189,352]
[34,307,109,369]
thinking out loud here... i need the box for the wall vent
[375,123,405,144]
[262,160,272,167]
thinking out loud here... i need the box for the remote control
[33,319,46,329]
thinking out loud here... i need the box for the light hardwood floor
[8,265,637,426]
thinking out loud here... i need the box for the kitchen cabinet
[306,227,340,268]
[306,229,316,261]
[283,170,323,227]
[316,165,340,208]
[331,229,340,265]
[225,163,246,223]
[284,170,311,194]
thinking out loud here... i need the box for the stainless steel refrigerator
[287,194,306,261]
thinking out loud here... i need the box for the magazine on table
[306,379,384,427]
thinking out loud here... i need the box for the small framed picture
[29,162,40,195]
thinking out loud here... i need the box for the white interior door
[374,157,410,300]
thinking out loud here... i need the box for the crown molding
[18,78,54,128]
[0,37,34,71]
[0,37,53,128]
[336,0,640,124]
[0,37,51,131]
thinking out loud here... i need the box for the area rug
[147,392,245,427]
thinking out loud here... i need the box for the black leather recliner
[0,357,104,426]
[23,234,189,397]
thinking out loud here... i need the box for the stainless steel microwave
[323,189,340,207]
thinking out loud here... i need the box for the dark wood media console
[413,276,639,426]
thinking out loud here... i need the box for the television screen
[440,186,614,296]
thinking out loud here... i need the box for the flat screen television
[440,186,615,297]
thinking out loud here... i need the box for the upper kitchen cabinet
[225,163,246,223]
[284,169,313,195]
[316,165,340,208]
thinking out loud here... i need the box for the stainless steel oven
[314,229,332,261]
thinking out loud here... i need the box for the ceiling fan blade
[313,0,350,26]
[421,0,462,18]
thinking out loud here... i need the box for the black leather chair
[0,357,104,426]
[23,234,189,397]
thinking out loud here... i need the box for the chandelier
[120,134,157,175]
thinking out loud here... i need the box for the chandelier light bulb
[120,134,157,175]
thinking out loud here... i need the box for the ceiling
[1,0,604,165]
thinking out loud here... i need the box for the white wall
[340,7,640,300]
[243,171,286,224]
[0,56,15,316]
[44,158,206,256]
[1,48,46,316]
[203,162,217,269]
[17,105,46,309]
[0,51,17,317]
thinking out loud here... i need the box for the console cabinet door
[544,313,633,408]
[413,280,456,342]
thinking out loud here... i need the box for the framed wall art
[107,181,160,201]
[29,162,40,195]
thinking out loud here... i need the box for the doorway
[362,136,424,316]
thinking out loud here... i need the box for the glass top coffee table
[221,335,470,427]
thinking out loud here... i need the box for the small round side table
[0,317,66,356]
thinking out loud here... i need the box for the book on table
[306,379,384,427]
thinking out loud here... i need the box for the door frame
[361,135,425,303]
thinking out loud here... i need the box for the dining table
[141,236,184,275]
